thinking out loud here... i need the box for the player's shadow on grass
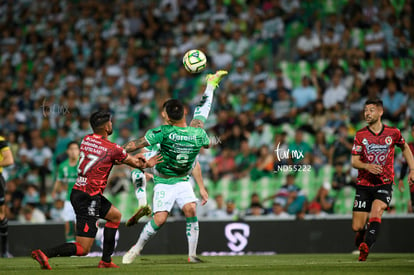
[138,257,207,265]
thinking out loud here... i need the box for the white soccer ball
[182,49,207,74]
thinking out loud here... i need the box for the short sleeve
[351,135,363,155]
[0,137,9,152]
[57,164,65,181]
[145,126,164,146]
[394,129,405,148]
[112,144,128,163]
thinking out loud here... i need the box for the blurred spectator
[234,140,257,179]
[270,86,296,125]
[267,202,291,218]
[342,0,363,28]
[22,184,40,206]
[210,148,236,182]
[211,42,233,71]
[323,72,348,110]
[207,194,226,219]
[322,56,345,81]
[328,124,353,165]
[227,29,250,58]
[405,85,414,126]
[245,202,266,217]
[296,27,320,62]
[18,204,46,224]
[223,199,240,220]
[28,137,52,192]
[307,201,328,218]
[381,80,406,123]
[364,21,385,59]
[288,130,312,164]
[309,100,328,132]
[312,182,335,214]
[266,174,307,216]
[49,199,65,222]
[362,0,380,26]
[320,27,340,59]
[311,131,329,175]
[248,121,273,152]
[291,76,317,113]
[37,192,52,220]
[245,193,266,216]
[250,145,274,180]
[227,61,251,94]
[225,124,249,152]
[273,68,293,91]
[332,162,349,191]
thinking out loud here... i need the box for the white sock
[132,170,147,206]
[134,220,160,254]
[193,84,215,123]
[186,217,199,257]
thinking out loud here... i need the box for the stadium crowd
[0,0,414,222]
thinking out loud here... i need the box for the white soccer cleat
[122,246,139,264]
[188,256,203,263]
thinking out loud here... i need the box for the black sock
[102,226,117,263]
[0,218,8,255]
[43,243,77,258]
[365,219,381,248]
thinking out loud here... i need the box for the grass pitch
[1,254,413,274]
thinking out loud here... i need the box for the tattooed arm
[122,137,150,153]
[189,119,204,128]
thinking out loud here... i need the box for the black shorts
[353,184,393,212]
[70,189,112,238]
[0,173,5,206]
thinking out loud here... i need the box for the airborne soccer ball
[183,49,207,74]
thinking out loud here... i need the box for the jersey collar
[367,124,385,136]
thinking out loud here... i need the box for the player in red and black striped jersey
[73,133,130,196]
[398,123,414,212]
[351,98,414,261]
[31,111,162,269]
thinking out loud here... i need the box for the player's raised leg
[190,70,228,128]
[126,169,152,227]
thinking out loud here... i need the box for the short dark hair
[67,141,79,149]
[163,99,184,121]
[90,110,111,130]
[364,98,383,107]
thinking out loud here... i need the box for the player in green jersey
[52,141,80,242]
[125,144,160,226]
[122,70,227,264]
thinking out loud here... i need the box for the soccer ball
[182,49,207,74]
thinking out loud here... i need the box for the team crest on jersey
[362,138,368,145]
[385,136,392,145]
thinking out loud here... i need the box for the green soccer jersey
[144,125,210,184]
[57,159,78,201]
